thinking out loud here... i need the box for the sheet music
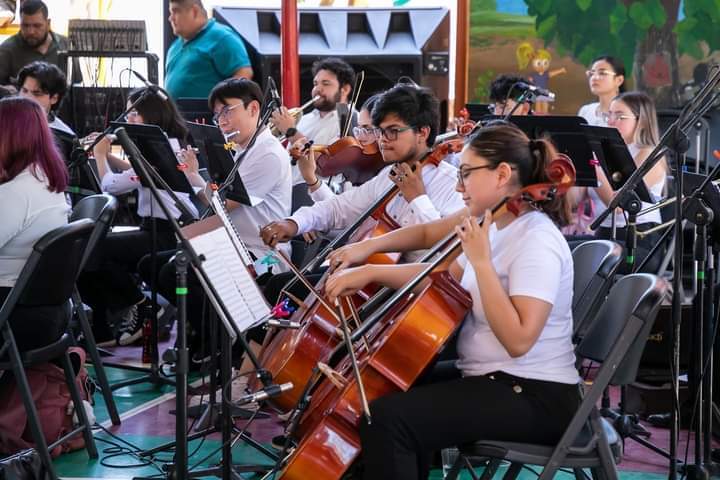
[210,192,255,268]
[188,227,270,333]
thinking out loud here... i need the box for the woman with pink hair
[0,96,70,350]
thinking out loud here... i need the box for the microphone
[514,81,556,101]
[131,70,168,101]
[267,76,282,109]
[234,382,294,406]
[267,319,301,329]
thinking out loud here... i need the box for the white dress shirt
[290,160,464,262]
[228,128,293,264]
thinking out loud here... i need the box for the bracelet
[284,127,298,138]
[308,177,321,188]
[589,158,600,166]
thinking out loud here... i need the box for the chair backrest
[69,193,117,271]
[577,273,667,386]
[571,240,622,341]
[10,220,95,309]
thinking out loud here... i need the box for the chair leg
[3,325,59,480]
[72,289,121,425]
[573,468,589,480]
[444,454,464,480]
[479,458,502,480]
[502,462,523,480]
[60,352,98,459]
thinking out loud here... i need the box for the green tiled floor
[53,367,669,479]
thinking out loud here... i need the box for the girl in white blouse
[323,123,580,480]
[577,55,626,127]
[0,96,70,351]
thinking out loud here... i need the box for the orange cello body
[255,203,401,412]
[278,271,472,480]
[256,140,465,412]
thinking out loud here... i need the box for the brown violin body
[278,271,472,480]
[315,137,385,185]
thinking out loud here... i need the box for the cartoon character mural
[515,42,566,114]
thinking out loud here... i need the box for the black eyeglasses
[371,126,414,141]
[457,165,493,188]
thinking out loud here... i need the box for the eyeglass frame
[125,109,141,121]
[212,102,244,125]
[352,126,376,142]
[456,165,494,188]
[601,111,637,122]
[585,69,618,79]
[371,125,415,141]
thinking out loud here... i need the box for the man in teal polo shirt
[166,0,253,99]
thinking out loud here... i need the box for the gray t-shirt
[0,31,81,85]
[0,167,69,287]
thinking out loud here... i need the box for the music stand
[51,127,101,201]
[482,115,599,188]
[103,121,201,391]
[185,121,260,207]
[177,97,213,125]
[581,124,653,203]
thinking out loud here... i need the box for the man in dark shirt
[0,0,79,88]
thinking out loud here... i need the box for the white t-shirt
[577,102,608,127]
[0,167,70,287]
[455,211,579,384]
[228,128,292,263]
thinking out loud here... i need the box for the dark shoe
[647,412,671,428]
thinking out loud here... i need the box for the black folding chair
[445,273,667,480]
[0,220,99,480]
[571,240,623,342]
[69,193,121,426]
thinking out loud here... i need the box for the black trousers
[0,288,68,353]
[78,219,175,319]
[359,371,581,480]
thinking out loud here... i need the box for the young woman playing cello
[324,123,581,480]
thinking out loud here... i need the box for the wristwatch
[284,127,298,138]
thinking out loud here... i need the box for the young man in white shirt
[260,84,464,303]
[181,77,292,263]
[270,57,357,188]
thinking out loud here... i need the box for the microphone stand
[590,64,720,480]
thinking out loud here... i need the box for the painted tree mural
[523,0,720,108]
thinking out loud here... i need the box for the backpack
[0,347,94,458]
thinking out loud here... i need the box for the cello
[254,140,465,411]
[276,155,577,480]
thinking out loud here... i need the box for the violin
[433,107,477,145]
[276,155,576,480]
[314,137,385,185]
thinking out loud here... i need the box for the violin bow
[342,71,365,138]
[336,297,372,424]
[270,248,342,324]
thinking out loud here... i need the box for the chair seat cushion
[459,417,621,468]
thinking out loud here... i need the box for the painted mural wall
[469,0,720,114]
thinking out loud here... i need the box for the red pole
[281,0,300,108]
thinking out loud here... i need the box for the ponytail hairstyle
[466,123,572,226]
